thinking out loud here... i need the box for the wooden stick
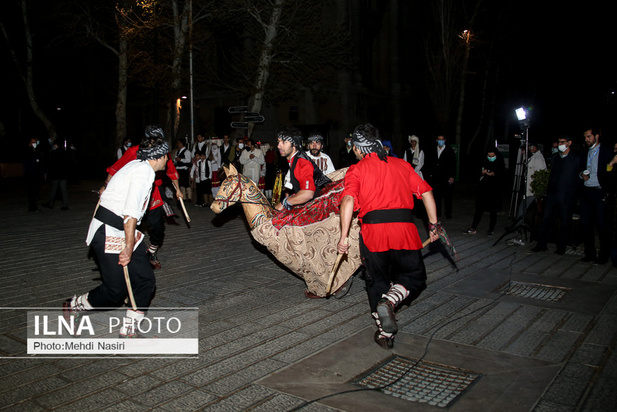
[172,182,191,223]
[121,241,138,311]
[326,238,348,295]
[178,197,191,223]
[423,238,431,248]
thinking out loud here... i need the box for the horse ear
[229,163,238,176]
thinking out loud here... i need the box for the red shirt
[342,152,432,252]
[288,154,316,192]
[107,145,179,210]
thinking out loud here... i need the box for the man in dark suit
[580,127,614,263]
[532,135,583,254]
[424,135,457,219]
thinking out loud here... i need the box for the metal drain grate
[354,356,480,408]
[499,281,570,302]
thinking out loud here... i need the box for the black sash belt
[94,206,124,231]
[362,208,414,224]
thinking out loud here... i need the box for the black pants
[432,181,453,218]
[144,206,165,248]
[537,195,574,252]
[580,187,610,260]
[87,226,156,309]
[359,235,427,312]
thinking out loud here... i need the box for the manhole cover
[353,356,480,408]
[499,281,570,302]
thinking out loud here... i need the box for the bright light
[515,107,527,121]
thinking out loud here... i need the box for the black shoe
[554,249,565,255]
[531,245,548,252]
[580,256,596,263]
[376,299,398,334]
[374,330,394,350]
[60,206,69,211]
[596,257,608,265]
[147,252,162,269]
[42,203,52,209]
[333,276,353,299]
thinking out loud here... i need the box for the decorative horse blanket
[250,169,362,297]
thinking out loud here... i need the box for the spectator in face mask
[338,133,359,168]
[463,149,506,236]
[532,135,583,254]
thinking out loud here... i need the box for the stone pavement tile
[1,376,69,408]
[534,399,576,412]
[58,359,129,382]
[580,342,617,411]
[156,388,219,411]
[134,379,197,408]
[53,388,127,411]
[247,392,320,412]
[542,372,593,408]
[403,294,478,336]
[505,309,569,357]
[475,305,543,351]
[427,298,499,340]
[98,399,150,412]
[570,342,608,367]
[534,329,583,363]
[0,400,46,412]
[113,374,165,395]
[446,302,520,345]
[202,358,288,396]
[0,362,64,389]
[195,384,278,411]
[33,371,127,409]
[114,358,177,378]
[582,313,617,346]
[272,316,369,364]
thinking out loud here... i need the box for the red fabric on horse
[271,180,345,230]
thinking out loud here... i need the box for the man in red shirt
[100,126,183,269]
[274,126,330,212]
[337,123,440,349]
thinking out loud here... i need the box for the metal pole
[188,0,194,150]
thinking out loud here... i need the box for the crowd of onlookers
[22,126,617,268]
[24,135,77,212]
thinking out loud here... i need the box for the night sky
[1,2,615,167]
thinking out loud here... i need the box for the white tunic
[86,160,155,252]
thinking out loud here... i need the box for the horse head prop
[210,164,274,229]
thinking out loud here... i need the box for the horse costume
[211,165,361,297]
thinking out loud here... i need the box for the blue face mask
[437,140,445,147]
[487,156,496,162]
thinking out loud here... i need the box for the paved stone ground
[0,178,616,411]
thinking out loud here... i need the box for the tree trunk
[248,0,285,138]
[3,0,57,139]
[115,34,128,147]
[169,0,190,142]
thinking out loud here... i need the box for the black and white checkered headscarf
[352,123,387,161]
[136,141,170,160]
[277,126,303,148]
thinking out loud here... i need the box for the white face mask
[558,144,567,152]
[126,142,132,147]
[238,143,244,150]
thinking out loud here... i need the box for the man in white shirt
[521,142,547,216]
[63,128,170,337]
[239,138,265,185]
[174,138,193,201]
[306,133,335,175]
